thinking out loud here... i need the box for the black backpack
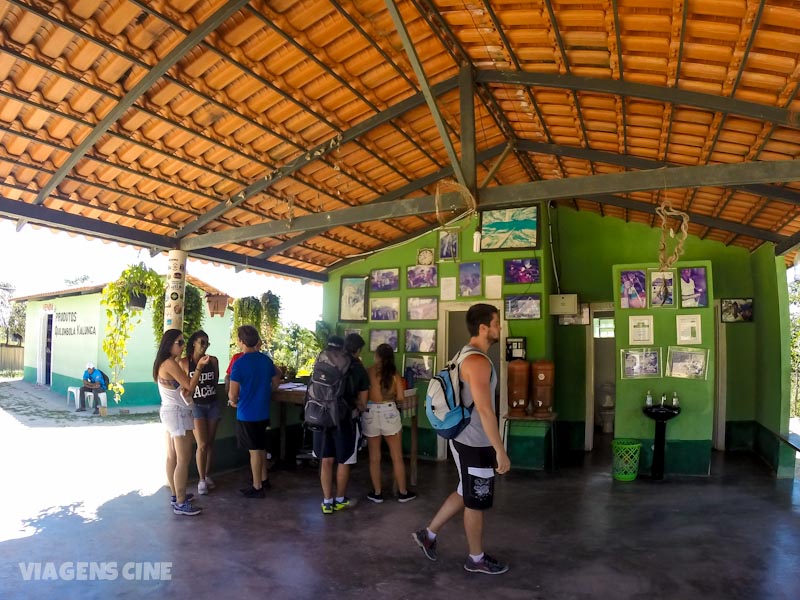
[304,346,352,431]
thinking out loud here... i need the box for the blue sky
[0,219,322,330]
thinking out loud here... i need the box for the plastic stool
[85,391,108,409]
[67,387,81,408]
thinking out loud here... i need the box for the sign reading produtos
[54,311,97,336]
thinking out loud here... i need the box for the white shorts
[160,405,194,438]
[361,402,402,438]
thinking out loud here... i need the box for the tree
[789,279,800,417]
[271,322,320,379]
[0,281,14,339]
[8,301,25,345]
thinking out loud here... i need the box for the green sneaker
[321,501,334,515]
[333,497,351,511]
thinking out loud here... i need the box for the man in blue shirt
[77,362,105,414]
[228,325,282,499]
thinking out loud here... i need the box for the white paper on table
[485,275,502,299]
[441,277,456,301]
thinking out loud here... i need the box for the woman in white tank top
[153,328,210,516]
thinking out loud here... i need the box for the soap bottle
[672,391,679,407]
[645,390,653,407]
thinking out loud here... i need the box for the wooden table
[272,383,306,464]
[273,383,418,487]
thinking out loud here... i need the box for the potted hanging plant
[206,294,230,317]
[152,283,205,343]
[101,263,164,402]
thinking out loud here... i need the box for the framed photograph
[505,294,542,320]
[620,347,662,379]
[407,265,438,289]
[370,329,398,352]
[459,261,482,297]
[666,346,708,379]
[438,229,459,261]
[676,314,702,345]
[403,354,436,386]
[339,276,368,322]
[620,269,647,309]
[370,297,400,321]
[629,315,654,345]
[343,328,362,338]
[649,269,676,308]
[721,298,753,323]
[405,328,436,352]
[679,267,708,308]
[504,258,540,284]
[370,268,400,291]
[407,296,438,320]
[479,206,539,250]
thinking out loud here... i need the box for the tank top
[454,345,497,447]
[188,356,218,405]
[157,377,187,409]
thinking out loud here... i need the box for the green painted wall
[612,261,715,443]
[750,245,795,477]
[553,208,758,452]
[322,213,554,368]
[23,292,232,406]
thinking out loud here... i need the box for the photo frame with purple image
[370,297,400,321]
[405,329,436,353]
[403,354,436,386]
[459,261,482,297]
[438,229,459,261]
[369,329,399,352]
[407,297,438,320]
[619,269,647,309]
[370,268,400,291]
[679,267,708,308]
[407,265,438,289]
[504,258,540,284]
[339,276,368,322]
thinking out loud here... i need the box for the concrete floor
[1,381,800,599]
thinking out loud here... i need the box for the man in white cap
[77,362,105,414]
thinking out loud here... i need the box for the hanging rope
[433,180,477,228]
[655,198,690,270]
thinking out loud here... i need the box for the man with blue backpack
[413,303,511,575]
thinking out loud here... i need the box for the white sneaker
[197,480,208,495]
[205,476,215,489]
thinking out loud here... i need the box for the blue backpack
[425,347,483,439]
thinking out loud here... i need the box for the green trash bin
[612,439,641,481]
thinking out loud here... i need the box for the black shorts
[449,440,496,510]
[312,418,359,465]
[236,419,269,451]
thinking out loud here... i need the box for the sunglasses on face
[198,340,210,347]
[175,339,185,346]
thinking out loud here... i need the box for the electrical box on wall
[549,294,578,315]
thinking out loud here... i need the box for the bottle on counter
[660,393,666,407]
[672,391,679,407]
[645,390,653,407]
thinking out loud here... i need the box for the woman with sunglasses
[153,329,210,516]
[180,330,220,496]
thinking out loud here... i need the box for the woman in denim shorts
[180,330,220,496]
[363,344,416,504]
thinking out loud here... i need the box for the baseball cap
[326,335,344,349]
[86,362,94,369]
